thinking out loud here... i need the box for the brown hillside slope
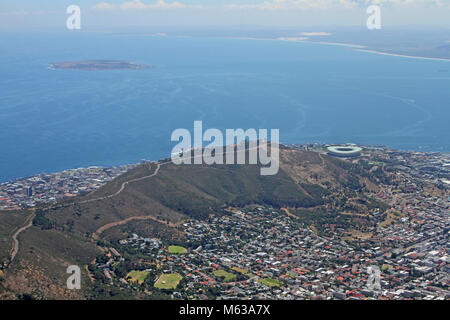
[0,146,389,299]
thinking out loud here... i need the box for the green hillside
[0,145,390,299]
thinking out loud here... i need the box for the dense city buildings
[0,164,138,210]
[82,144,449,300]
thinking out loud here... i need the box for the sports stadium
[327,145,363,158]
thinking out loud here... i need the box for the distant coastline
[227,36,450,62]
[278,37,450,62]
[353,49,450,62]
[0,33,449,183]
[1,143,448,185]
[1,143,448,211]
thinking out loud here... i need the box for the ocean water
[1,32,449,182]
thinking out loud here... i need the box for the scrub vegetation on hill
[0,146,392,299]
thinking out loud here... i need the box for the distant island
[49,60,151,71]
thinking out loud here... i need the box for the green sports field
[155,273,182,290]
[213,270,237,282]
[127,270,150,284]
[258,278,283,288]
[168,245,187,254]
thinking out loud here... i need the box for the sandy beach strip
[223,36,450,62]
[354,49,450,62]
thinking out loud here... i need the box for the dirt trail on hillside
[281,208,299,219]
[93,215,184,239]
[9,210,35,264]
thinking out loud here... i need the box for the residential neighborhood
[89,144,448,300]
[2,145,448,300]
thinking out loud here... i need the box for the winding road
[93,214,184,239]
[7,143,272,264]
[80,162,164,204]
[9,209,35,264]
[46,161,167,211]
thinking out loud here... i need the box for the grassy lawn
[232,267,248,274]
[168,245,187,254]
[213,270,237,282]
[155,273,182,290]
[258,278,283,288]
[127,270,150,284]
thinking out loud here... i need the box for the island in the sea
[49,60,151,71]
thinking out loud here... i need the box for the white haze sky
[1,0,450,29]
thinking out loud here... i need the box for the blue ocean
[1,32,449,182]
